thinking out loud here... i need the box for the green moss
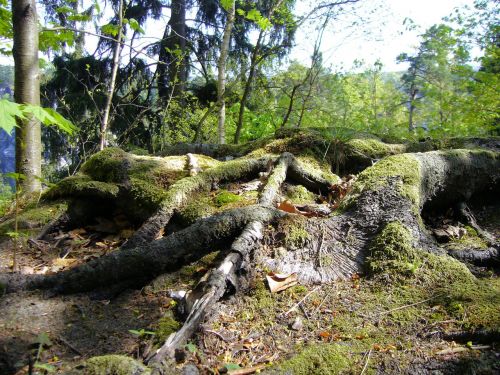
[177,195,217,226]
[285,185,317,205]
[346,138,406,159]
[81,147,130,183]
[278,343,352,375]
[0,201,67,237]
[343,154,421,211]
[367,222,421,279]
[367,221,500,331]
[367,222,473,284]
[214,190,242,206]
[43,174,120,200]
[129,177,167,211]
[250,279,275,310]
[279,216,310,250]
[84,355,150,375]
[155,314,181,343]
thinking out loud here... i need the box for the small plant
[33,332,56,373]
[128,328,155,338]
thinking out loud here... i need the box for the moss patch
[81,147,131,183]
[83,355,150,375]
[0,201,67,238]
[285,185,317,205]
[43,175,120,200]
[155,313,181,343]
[278,216,310,250]
[346,138,406,159]
[343,154,421,211]
[214,190,242,207]
[277,343,353,375]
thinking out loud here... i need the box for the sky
[291,0,477,72]
[0,0,478,72]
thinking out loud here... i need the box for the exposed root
[447,246,499,266]
[148,153,301,365]
[122,156,274,249]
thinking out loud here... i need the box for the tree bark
[217,0,235,145]
[13,0,42,194]
[99,0,124,150]
[158,0,187,102]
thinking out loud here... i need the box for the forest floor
[0,174,499,375]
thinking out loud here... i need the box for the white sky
[291,0,477,72]
[0,0,478,73]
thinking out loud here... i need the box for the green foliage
[0,99,76,134]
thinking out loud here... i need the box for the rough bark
[122,156,274,249]
[13,0,42,194]
[148,153,293,366]
[158,0,187,102]
[1,147,498,373]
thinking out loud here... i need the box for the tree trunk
[158,0,187,103]
[234,32,262,144]
[217,0,235,145]
[12,0,41,194]
[99,0,124,150]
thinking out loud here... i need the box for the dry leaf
[266,272,298,293]
[318,331,331,340]
[277,200,300,214]
[228,364,266,375]
[52,258,77,267]
[436,347,468,355]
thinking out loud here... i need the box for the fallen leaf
[318,331,331,340]
[228,364,266,375]
[266,272,298,293]
[277,200,300,214]
[436,347,468,355]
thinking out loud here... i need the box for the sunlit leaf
[0,99,24,133]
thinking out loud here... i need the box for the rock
[291,316,303,331]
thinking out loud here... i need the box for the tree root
[148,153,295,367]
[1,148,498,373]
[447,246,499,266]
[122,156,274,249]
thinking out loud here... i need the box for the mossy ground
[188,220,499,374]
[0,200,67,238]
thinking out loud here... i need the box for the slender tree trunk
[281,85,299,128]
[409,86,417,132]
[99,0,124,150]
[234,32,262,144]
[234,0,285,144]
[217,0,236,145]
[13,0,41,194]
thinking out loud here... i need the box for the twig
[204,329,229,342]
[360,348,372,375]
[57,336,82,356]
[281,286,320,317]
[377,295,441,317]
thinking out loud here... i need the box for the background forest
[0,0,499,200]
